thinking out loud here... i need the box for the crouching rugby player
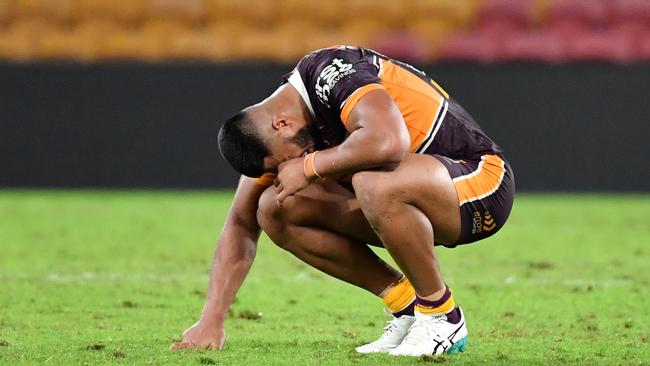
[171,46,515,356]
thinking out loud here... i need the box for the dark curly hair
[217,111,269,178]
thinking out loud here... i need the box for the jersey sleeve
[254,173,275,186]
[304,47,384,126]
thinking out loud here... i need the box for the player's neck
[266,84,312,125]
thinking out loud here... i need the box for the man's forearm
[200,228,259,324]
[310,89,411,178]
[312,128,408,178]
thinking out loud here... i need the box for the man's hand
[275,157,313,207]
[170,320,227,350]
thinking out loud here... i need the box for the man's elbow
[376,132,410,164]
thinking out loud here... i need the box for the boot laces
[401,316,446,345]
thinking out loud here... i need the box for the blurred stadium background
[1,0,650,63]
[1,0,649,192]
[1,1,649,364]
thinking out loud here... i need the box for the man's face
[264,125,316,173]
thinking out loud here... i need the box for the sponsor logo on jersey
[472,210,496,234]
[483,211,496,232]
[472,211,482,234]
[315,58,356,106]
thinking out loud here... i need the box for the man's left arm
[276,88,410,204]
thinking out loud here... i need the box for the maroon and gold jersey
[256,46,502,186]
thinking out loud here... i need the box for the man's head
[218,85,316,177]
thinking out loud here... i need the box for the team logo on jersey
[315,58,356,106]
[472,211,482,234]
[472,210,496,234]
[483,211,496,232]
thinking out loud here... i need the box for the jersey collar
[287,70,316,119]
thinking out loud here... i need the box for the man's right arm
[170,176,267,350]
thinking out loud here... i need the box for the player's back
[288,46,501,160]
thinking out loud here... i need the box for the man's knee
[256,186,310,237]
[352,171,404,217]
[257,186,283,235]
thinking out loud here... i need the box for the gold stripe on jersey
[339,61,448,154]
[340,83,384,124]
[430,78,450,99]
[380,60,448,153]
[453,154,506,205]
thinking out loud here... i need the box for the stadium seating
[372,31,427,63]
[0,28,34,61]
[0,0,12,24]
[166,29,231,61]
[438,33,501,63]
[608,0,650,38]
[13,0,74,25]
[205,0,273,27]
[641,35,650,60]
[407,0,479,29]
[475,0,536,37]
[545,0,608,36]
[0,0,648,63]
[564,30,637,63]
[501,31,566,63]
[71,0,146,25]
[406,19,458,59]
[276,0,339,27]
[146,0,205,26]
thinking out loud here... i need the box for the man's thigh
[351,154,463,245]
[262,179,382,246]
[433,153,515,246]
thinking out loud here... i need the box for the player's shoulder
[297,45,367,72]
[304,45,364,59]
[287,45,382,119]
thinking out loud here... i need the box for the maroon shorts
[432,153,515,247]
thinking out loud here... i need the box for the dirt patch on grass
[421,354,450,363]
[503,331,528,338]
[237,310,262,320]
[527,261,554,270]
[192,290,206,297]
[198,356,217,365]
[467,284,482,294]
[586,323,600,332]
[84,342,105,351]
[112,349,125,358]
[572,285,593,293]
[121,300,138,308]
[496,350,509,361]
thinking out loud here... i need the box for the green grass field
[0,191,648,365]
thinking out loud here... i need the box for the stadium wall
[1,62,648,191]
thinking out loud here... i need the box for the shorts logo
[483,211,496,232]
[472,211,482,234]
[472,210,496,234]
[315,58,356,106]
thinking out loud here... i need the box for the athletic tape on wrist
[303,151,322,179]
